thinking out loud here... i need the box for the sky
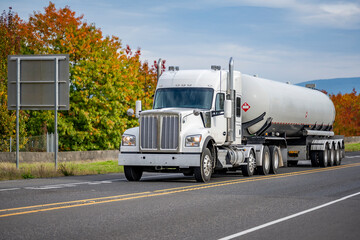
[1,0,360,83]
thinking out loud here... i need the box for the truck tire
[319,144,329,167]
[269,145,280,174]
[310,151,319,167]
[258,146,270,175]
[124,166,143,181]
[328,145,335,167]
[194,148,213,182]
[334,145,341,166]
[241,149,256,176]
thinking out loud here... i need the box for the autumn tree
[0,8,28,151]
[1,2,159,151]
[330,89,360,136]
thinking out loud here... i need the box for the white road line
[5,174,180,191]
[345,155,360,159]
[219,191,360,240]
[0,188,20,192]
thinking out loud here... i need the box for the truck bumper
[119,152,201,168]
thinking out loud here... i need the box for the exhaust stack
[227,57,236,143]
[157,58,162,81]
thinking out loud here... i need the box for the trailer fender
[311,139,334,151]
[332,139,344,150]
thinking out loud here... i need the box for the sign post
[8,55,69,169]
[16,58,20,169]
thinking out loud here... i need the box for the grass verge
[345,143,360,152]
[0,160,123,181]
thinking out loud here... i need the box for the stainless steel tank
[241,74,335,137]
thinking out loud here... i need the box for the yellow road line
[0,191,151,213]
[1,163,359,218]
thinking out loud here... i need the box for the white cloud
[301,2,360,29]
[220,0,360,29]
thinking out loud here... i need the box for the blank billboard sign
[7,54,69,110]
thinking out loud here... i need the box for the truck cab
[119,60,250,182]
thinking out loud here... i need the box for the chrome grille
[140,114,179,150]
[161,116,179,150]
[140,116,158,149]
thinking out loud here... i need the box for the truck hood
[140,108,196,116]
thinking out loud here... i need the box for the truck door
[212,92,227,144]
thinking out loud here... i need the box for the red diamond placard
[242,102,251,112]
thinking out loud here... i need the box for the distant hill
[296,77,360,95]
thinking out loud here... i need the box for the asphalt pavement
[0,152,359,240]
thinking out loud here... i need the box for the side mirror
[127,108,134,117]
[224,100,232,119]
[135,100,142,118]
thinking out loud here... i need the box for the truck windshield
[153,88,214,110]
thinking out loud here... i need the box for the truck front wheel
[124,166,143,181]
[194,148,213,182]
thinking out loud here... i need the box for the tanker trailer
[119,58,344,182]
[239,73,343,169]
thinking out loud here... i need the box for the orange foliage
[330,89,360,136]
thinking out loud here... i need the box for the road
[0,152,359,240]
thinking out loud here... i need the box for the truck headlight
[185,134,202,147]
[122,134,136,146]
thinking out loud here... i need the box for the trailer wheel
[124,166,143,181]
[328,144,335,167]
[258,146,270,175]
[269,146,280,174]
[194,148,213,182]
[334,144,341,166]
[310,151,319,167]
[241,149,256,176]
[319,144,329,167]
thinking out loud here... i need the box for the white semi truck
[119,58,344,182]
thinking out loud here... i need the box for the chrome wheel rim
[336,148,340,163]
[264,152,270,170]
[248,153,256,173]
[203,155,212,176]
[274,152,279,169]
